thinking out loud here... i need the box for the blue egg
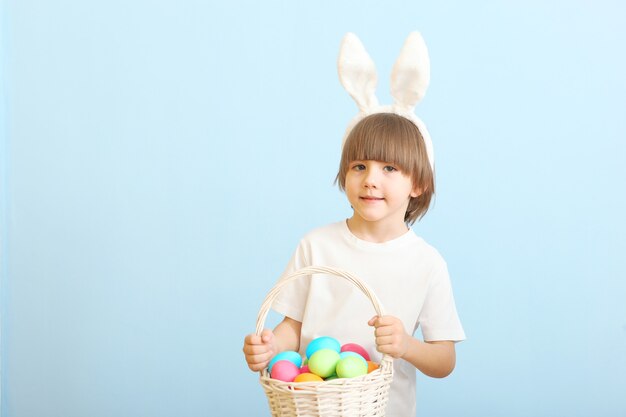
[339,351,368,367]
[306,336,341,359]
[268,350,302,373]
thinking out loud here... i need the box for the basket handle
[255,265,390,362]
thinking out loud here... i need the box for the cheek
[345,180,361,201]
[345,175,359,189]
[345,183,358,198]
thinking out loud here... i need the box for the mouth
[360,196,384,202]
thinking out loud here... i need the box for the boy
[244,33,465,416]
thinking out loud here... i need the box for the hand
[242,329,279,372]
[368,315,410,359]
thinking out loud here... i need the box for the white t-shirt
[272,220,465,417]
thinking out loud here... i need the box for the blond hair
[335,113,435,224]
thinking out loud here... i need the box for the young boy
[243,33,465,416]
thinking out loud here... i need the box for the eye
[383,165,398,172]
[351,163,366,171]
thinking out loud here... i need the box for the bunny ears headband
[338,32,435,171]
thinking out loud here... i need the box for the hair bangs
[342,114,420,175]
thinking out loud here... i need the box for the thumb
[368,316,379,327]
[260,329,274,343]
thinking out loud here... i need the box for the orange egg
[294,372,324,383]
[367,361,379,373]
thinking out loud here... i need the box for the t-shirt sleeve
[271,242,310,322]
[417,261,466,342]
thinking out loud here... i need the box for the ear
[390,32,431,113]
[338,33,380,112]
[410,185,425,198]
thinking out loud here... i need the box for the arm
[368,315,456,378]
[272,316,302,352]
[402,339,456,378]
[243,317,302,372]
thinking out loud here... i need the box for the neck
[346,217,409,243]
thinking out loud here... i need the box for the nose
[363,167,379,189]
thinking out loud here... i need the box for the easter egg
[336,356,368,379]
[339,351,367,367]
[367,361,380,373]
[325,374,339,381]
[270,360,300,382]
[268,351,302,373]
[294,372,324,383]
[306,336,340,359]
[308,349,340,378]
[341,343,371,361]
[300,365,310,374]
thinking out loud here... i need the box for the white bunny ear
[338,33,379,112]
[391,32,431,112]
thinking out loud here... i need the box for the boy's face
[344,160,419,228]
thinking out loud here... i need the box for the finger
[243,343,272,356]
[245,351,273,367]
[248,362,267,372]
[370,315,398,328]
[375,335,397,347]
[246,350,274,366]
[374,316,398,326]
[374,326,395,337]
[376,344,400,357]
[244,334,264,345]
[248,356,271,372]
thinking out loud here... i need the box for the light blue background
[2,1,625,416]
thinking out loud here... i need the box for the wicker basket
[255,266,394,417]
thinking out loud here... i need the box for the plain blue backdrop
[1,1,625,416]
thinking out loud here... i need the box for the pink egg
[340,343,370,361]
[300,365,310,374]
[270,360,300,382]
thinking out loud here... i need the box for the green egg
[308,349,340,378]
[336,356,368,378]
